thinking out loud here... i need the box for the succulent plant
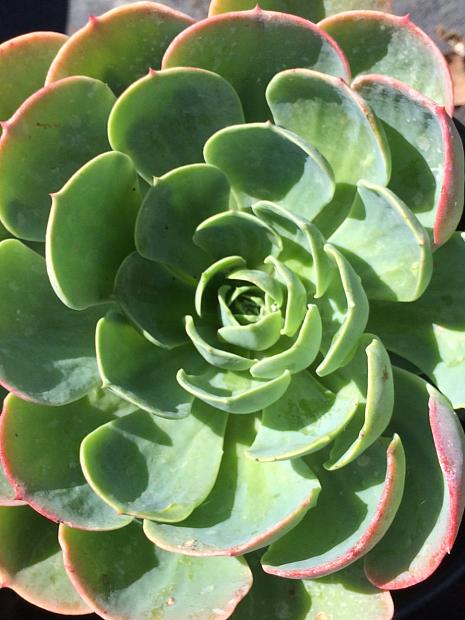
[0,1,464,618]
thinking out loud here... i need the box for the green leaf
[218,311,283,351]
[267,256,308,337]
[354,74,464,247]
[204,123,334,217]
[162,8,350,121]
[0,505,88,615]
[319,11,454,113]
[185,316,256,371]
[365,369,465,588]
[0,393,131,530]
[0,240,103,405]
[250,304,322,379]
[267,68,391,185]
[368,233,465,408]
[0,76,115,241]
[46,2,194,95]
[195,255,246,317]
[177,366,291,414]
[330,182,433,301]
[316,244,369,377]
[96,312,205,418]
[59,522,252,619]
[144,415,320,556]
[324,334,394,470]
[302,560,394,620]
[115,252,195,349]
[209,0,391,20]
[47,151,141,310]
[136,164,230,280]
[194,211,281,268]
[262,435,405,578]
[253,201,334,296]
[81,401,227,522]
[248,369,357,461]
[108,68,244,181]
[0,32,67,127]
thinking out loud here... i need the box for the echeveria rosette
[0,1,464,619]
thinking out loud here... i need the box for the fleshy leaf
[162,8,350,121]
[302,560,394,620]
[248,370,357,461]
[365,369,465,588]
[108,69,244,181]
[0,32,67,126]
[0,76,115,241]
[324,334,394,470]
[316,244,369,376]
[46,1,194,94]
[330,181,433,301]
[354,74,464,247]
[0,393,131,530]
[253,201,334,296]
[209,0,392,19]
[218,311,283,351]
[136,164,231,280]
[368,233,465,408]
[0,240,103,405]
[267,256,308,337]
[0,505,89,615]
[267,68,390,185]
[185,316,256,371]
[177,366,291,414]
[81,401,227,522]
[195,256,246,317]
[47,152,141,310]
[195,210,281,268]
[204,123,335,216]
[144,415,320,556]
[250,304,322,379]
[115,252,195,349]
[60,522,252,619]
[96,312,205,418]
[319,11,454,114]
[262,435,405,578]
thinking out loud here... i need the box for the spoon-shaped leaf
[218,311,283,351]
[59,522,252,620]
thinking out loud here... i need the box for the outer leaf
[0,32,67,126]
[0,76,115,241]
[162,8,350,121]
[365,369,465,589]
[115,252,195,349]
[368,233,465,408]
[144,415,320,556]
[0,506,89,615]
[204,123,335,217]
[209,0,392,19]
[135,164,231,280]
[354,74,464,247]
[316,244,369,376]
[302,560,393,620]
[0,393,131,530]
[330,181,433,301]
[96,312,205,418]
[177,366,291,414]
[248,369,357,461]
[81,401,227,522]
[262,435,405,578]
[108,69,244,182]
[319,11,454,114]
[46,1,194,94]
[59,522,252,620]
[47,152,141,310]
[267,68,390,185]
[0,240,103,405]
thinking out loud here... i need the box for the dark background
[1,1,465,618]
